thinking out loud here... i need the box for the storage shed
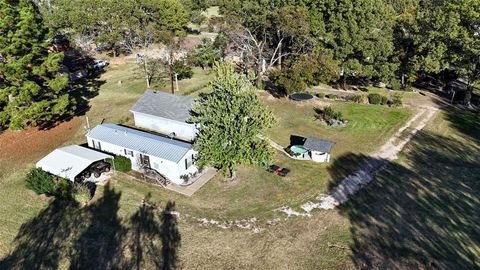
[130,90,197,142]
[303,137,335,163]
[36,145,113,181]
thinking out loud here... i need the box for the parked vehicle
[90,161,111,178]
[267,165,290,177]
[91,59,109,70]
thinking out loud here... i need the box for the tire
[84,171,92,178]
[93,171,101,178]
[104,167,110,173]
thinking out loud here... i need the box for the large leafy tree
[189,62,276,178]
[0,0,73,130]
[220,1,312,87]
[412,0,480,104]
[306,0,397,87]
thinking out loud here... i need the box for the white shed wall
[132,112,197,142]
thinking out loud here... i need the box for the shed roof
[130,89,195,122]
[36,145,113,181]
[87,124,192,163]
[303,137,335,153]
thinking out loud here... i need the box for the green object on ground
[290,145,308,154]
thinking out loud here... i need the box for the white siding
[132,112,197,142]
[87,135,198,185]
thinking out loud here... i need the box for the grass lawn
[4,59,477,269]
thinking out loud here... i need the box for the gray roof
[303,137,335,153]
[36,145,113,181]
[130,89,195,122]
[87,124,192,163]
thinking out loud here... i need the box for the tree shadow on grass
[0,200,80,270]
[68,183,125,270]
[332,131,480,269]
[126,197,181,270]
[444,107,480,145]
[0,185,182,269]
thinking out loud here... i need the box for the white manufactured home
[86,124,198,185]
[130,90,198,142]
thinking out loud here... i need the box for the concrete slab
[165,167,217,196]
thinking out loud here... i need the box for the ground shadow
[68,184,124,270]
[0,200,80,270]
[332,131,480,269]
[444,107,480,145]
[126,198,181,270]
[1,185,182,269]
[160,201,181,270]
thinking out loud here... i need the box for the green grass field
[1,60,478,269]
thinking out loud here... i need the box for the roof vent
[153,91,157,94]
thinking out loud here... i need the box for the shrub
[315,106,344,122]
[381,95,389,105]
[326,94,338,100]
[73,184,92,205]
[391,93,403,107]
[26,168,56,195]
[402,86,415,92]
[110,156,132,172]
[368,93,383,105]
[345,94,364,103]
[317,92,325,99]
[55,178,73,200]
[390,81,402,91]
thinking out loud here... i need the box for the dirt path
[276,106,439,215]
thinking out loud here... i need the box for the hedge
[368,93,386,105]
[25,168,72,199]
[109,155,132,172]
[26,168,56,195]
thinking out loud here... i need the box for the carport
[36,145,113,181]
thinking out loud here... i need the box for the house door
[140,154,151,168]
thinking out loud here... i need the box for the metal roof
[36,145,113,181]
[87,124,192,163]
[130,89,195,122]
[303,137,335,153]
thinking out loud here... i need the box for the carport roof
[36,145,113,181]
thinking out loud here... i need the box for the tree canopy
[189,63,276,177]
[0,0,73,130]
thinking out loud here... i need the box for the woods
[1,0,479,130]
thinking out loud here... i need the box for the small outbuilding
[287,136,335,163]
[36,145,113,181]
[130,90,197,142]
[302,137,335,163]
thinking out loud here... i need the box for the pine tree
[0,0,74,130]
[189,62,276,178]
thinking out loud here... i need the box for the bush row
[316,92,402,107]
[108,155,132,173]
[26,168,93,204]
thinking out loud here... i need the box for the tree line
[1,0,478,130]
[219,0,479,103]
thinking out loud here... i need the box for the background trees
[189,63,275,178]
[0,0,74,130]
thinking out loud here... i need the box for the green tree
[189,38,222,69]
[307,0,397,87]
[412,0,480,104]
[0,0,73,130]
[189,62,276,178]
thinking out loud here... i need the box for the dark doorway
[140,154,151,168]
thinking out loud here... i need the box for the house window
[124,149,133,157]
